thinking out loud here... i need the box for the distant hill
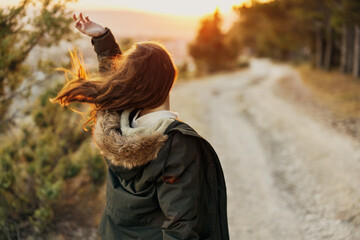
[80,10,200,40]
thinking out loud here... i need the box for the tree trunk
[323,23,333,71]
[353,25,360,77]
[340,25,355,73]
[315,26,324,69]
[340,26,347,72]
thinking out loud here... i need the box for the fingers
[73,12,92,33]
[73,13,81,29]
[79,12,86,23]
[73,13,87,23]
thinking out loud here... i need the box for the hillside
[79,10,199,40]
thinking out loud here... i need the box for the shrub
[0,87,106,238]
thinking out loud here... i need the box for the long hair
[51,42,177,129]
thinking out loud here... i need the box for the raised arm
[73,13,122,75]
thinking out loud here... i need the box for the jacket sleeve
[157,132,201,240]
[91,28,122,76]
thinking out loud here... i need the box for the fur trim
[92,109,175,169]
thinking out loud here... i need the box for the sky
[68,0,246,17]
[2,0,259,17]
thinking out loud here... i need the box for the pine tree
[0,0,75,130]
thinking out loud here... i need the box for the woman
[52,13,229,240]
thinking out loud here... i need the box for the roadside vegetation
[277,63,360,139]
[0,1,106,238]
[299,65,360,120]
[299,65,360,137]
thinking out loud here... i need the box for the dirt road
[171,59,360,240]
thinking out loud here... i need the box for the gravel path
[171,59,360,240]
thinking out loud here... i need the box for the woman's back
[94,108,228,239]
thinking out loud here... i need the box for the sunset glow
[69,0,243,17]
[2,0,272,17]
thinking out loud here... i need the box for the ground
[171,59,360,240]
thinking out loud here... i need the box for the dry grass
[297,65,360,121]
[277,64,360,138]
[276,64,360,138]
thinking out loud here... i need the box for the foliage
[229,0,310,61]
[189,9,238,74]
[331,0,360,27]
[0,0,76,131]
[0,86,106,238]
[0,1,107,235]
[224,0,360,75]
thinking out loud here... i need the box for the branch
[0,77,51,102]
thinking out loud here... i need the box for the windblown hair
[51,42,177,129]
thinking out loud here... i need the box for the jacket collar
[92,108,175,169]
[132,109,179,128]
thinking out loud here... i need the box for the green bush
[87,154,107,185]
[0,87,106,238]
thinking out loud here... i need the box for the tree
[332,0,360,75]
[189,9,238,74]
[288,0,335,69]
[224,0,360,77]
[0,0,75,131]
[354,25,360,77]
[230,0,309,62]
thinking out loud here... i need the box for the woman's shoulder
[164,119,203,139]
[164,120,221,164]
[163,119,202,155]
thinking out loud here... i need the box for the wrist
[93,27,109,38]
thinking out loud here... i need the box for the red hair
[51,42,177,129]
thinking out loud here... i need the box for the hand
[73,13,107,37]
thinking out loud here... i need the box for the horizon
[1,0,271,18]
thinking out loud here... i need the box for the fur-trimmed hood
[92,109,176,169]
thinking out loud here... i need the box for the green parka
[91,29,229,240]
